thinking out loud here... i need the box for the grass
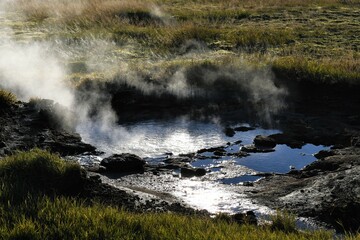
[0,148,359,239]
[4,0,358,86]
[0,89,17,108]
[0,149,85,203]
[0,150,337,239]
[0,196,336,240]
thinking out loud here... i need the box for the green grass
[0,196,337,240]
[0,149,351,239]
[0,149,85,203]
[4,0,359,86]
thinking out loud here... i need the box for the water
[77,117,329,229]
[78,118,280,158]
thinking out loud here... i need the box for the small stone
[224,127,235,137]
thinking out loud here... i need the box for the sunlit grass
[0,89,17,108]
[272,55,360,84]
[0,149,85,203]
[0,195,337,240]
[0,146,358,239]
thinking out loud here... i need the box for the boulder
[234,126,255,132]
[241,144,275,153]
[100,153,146,173]
[232,211,257,225]
[224,127,235,137]
[253,135,276,148]
[314,150,335,159]
[180,167,206,177]
[269,133,304,148]
[197,146,225,154]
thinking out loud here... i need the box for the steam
[0,1,288,156]
[0,42,74,107]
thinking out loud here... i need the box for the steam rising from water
[0,41,74,107]
[0,2,287,154]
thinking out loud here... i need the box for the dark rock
[269,133,304,148]
[234,140,242,145]
[243,181,254,186]
[241,144,275,153]
[163,157,192,164]
[100,153,146,173]
[234,126,255,132]
[232,211,257,225]
[314,150,335,159]
[179,153,195,158]
[214,150,226,156]
[197,146,225,154]
[224,127,235,137]
[180,167,206,177]
[253,135,276,148]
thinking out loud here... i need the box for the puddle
[236,144,330,173]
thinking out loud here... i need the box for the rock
[197,146,225,154]
[100,153,146,173]
[230,151,250,157]
[163,157,192,164]
[232,211,257,225]
[180,167,206,177]
[241,144,275,153]
[243,181,254,187]
[314,150,335,159]
[253,135,276,148]
[214,150,226,156]
[234,126,255,132]
[269,133,304,148]
[224,127,235,137]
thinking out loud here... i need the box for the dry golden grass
[11,0,159,24]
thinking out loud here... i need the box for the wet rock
[224,127,235,137]
[269,133,304,148]
[243,181,254,187]
[214,150,226,156]
[241,144,275,153]
[197,146,225,154]
[253,135,276,148]
[0,100,96,157]
[180,167,206,177]
[314,150,335,159]
[163,157,192,164]
[100,153,146,173]
[234,126,255,132]
[227,151,250,158]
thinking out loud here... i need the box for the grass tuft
[0,89,17,108]
[0,149,85,203]
[270,210,297,233]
